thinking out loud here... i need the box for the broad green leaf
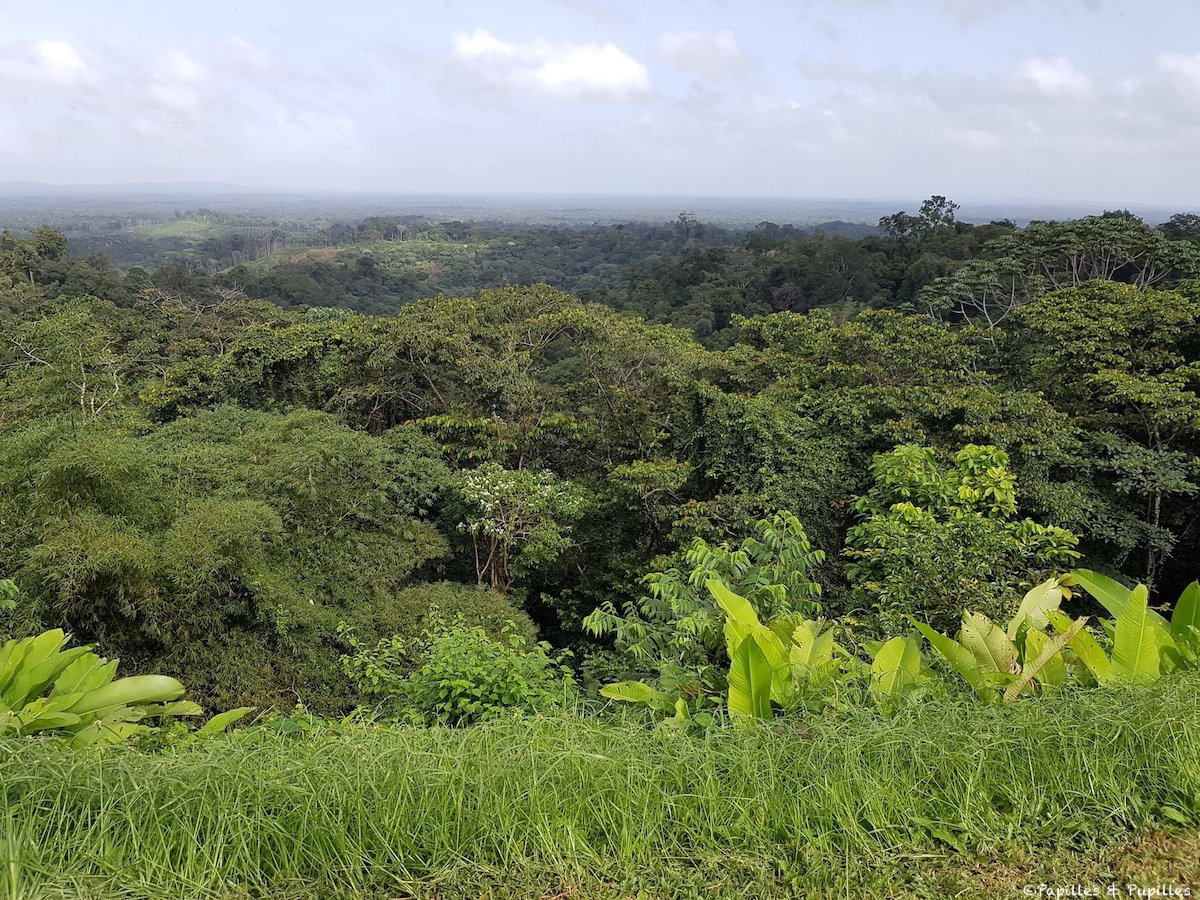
[49,653,115,697]
[1112,586,1163,682]
[1,630,69,703]
[728,634,773,720]
[789,621,836,673]
[870,636,923,696]
[600,681,675,710]
[1006,578,1065,639]
[1072,568,1132,617]
[1171,581,1200,640]
[707,580,761,629]
[1074,570,1173,636]
[959,612,1019,674]
[65,675,187,716]
[911,619,982,693]
[1046,609,1111,683]
[1023,630,1067,686]
[708,580,762,656]
[151,700,204,718]
[1003,618,1082,701]
[0,640,24,691]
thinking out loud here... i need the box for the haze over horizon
[3,1,1199,208]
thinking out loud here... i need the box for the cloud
[1159,52,1200,91]
[1016,56,1091,98]
[656,29,751,78]
[451,29,650,100]
[0,39,94,91]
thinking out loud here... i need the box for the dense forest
[3,197,1199,714]
[5,197,1200,897]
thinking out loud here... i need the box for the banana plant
[910,576,1088,702]
[710,580,924,720]
[915,572,1200,701]
[0,629,202,747]
[1066,569,1200,681]
[598,678,705,727]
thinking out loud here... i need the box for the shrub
[341,615,574,726]
[845,444,1079,632]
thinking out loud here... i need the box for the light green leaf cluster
[913,571,1200,702]
[846,443,1079,631]
[0,628,201,747]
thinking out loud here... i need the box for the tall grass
[4,676,1200,899]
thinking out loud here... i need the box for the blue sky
[2,0,1199,205]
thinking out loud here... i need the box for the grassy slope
[4,677,1200,899]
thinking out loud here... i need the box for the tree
[1010,281,1200,586]
[456,463,585,593]
[845,444,1079,633]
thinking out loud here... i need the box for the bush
[845,444,1079,633]
[341,615,574,725]
[363,581,538,651]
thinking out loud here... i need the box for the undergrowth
[2,675,1199,899]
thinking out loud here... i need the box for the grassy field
[3,677,1200,899]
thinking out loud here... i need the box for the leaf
[1171,581,1200,640]
[1003,618,1083,701]
[1111,586,1164,683]
[1023,630,1067,686]
[49,653,116,697]
[910,618,983,694]
[707,580,762,656]
[1073,568,1173,639]
[64,675,187,716]
[1006,578,1064,639]
[707,580,761,629]
[959,612,1019,674]
[728,634,773,720]
[1046,609,1111,683]
[1072,568,1132,618]
[789,621,836,673]
[195,706,254,736]
[151,700,204,718]
[870,636,923,696]
[600,680,675,711]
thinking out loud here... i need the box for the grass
[3,676,1200,899]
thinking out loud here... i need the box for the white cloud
[1017,56,1091,98]
[1159,52,1200,91]
[163,49,207,84]
[0,39,93,90]
[656,29,750,77]
[35,40,87,80]
[451,29,650,100]
[946,127,1002,150]
[828,0,1022,25]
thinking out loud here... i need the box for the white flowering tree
[456,462,586,593]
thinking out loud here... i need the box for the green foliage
[709,579,928,719]
[1011,280,1200,583]
[845,444,1079,632]
[584,512,824,710]
[0,407,456,712]
[913,571,1200,702]
[456,462,586,592]
[340,616,574,726]
[0,628,200,746]
[0,579,18,613]
[5,677,1200,897]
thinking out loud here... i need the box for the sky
[2,0,1199,206]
